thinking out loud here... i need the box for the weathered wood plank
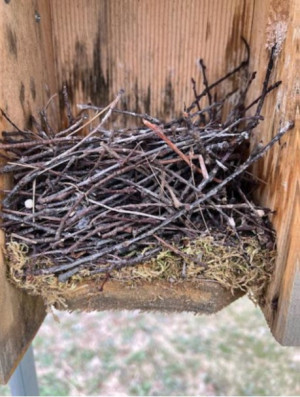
[273,196,300,345]
[248,0,299,344]
[60,280,245,314]
[0,0,57,384]
[50,0,254,120]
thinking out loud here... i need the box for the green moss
[5,235,276,310]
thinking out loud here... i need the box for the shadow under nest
[0,42,293,310]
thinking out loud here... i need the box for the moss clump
[6,235,275,310]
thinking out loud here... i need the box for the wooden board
[50,0,254,121]
[60,280,244,313]
[0,0,57,384]
[248,0,299,345]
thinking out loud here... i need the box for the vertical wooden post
[249,0,299,344]
[0,0,58,383]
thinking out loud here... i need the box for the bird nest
[0,43,293,309]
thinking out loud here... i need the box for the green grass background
[1,297,299,396]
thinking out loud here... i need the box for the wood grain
[50,0,254,122]
[248,0,299,345]
[60,280,244,314]
[0,0,57,384]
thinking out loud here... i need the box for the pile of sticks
[0,43,293,283]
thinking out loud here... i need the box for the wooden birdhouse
[0,0,298,384]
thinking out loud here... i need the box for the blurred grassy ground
[1,296,299,396]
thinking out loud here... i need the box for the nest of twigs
[0,43,294,308]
